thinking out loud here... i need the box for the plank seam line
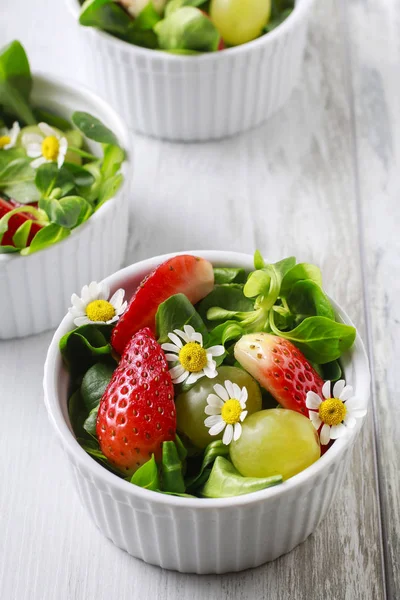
[337,0,390,598]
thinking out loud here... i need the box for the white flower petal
[88,281,100,300]
[169,364,185,379]
[161,343,181,354]
[232,383,242,399]
[30,156,47,169]
[109,288,124,309]
[172,370,189,385]
[203,365,218,379]
[309,411,322,430]
[164,354,179,362]
[74,316,91,326]
[343,397,364,412]
[320,423,331,445]
[58,151,66,168]
[222,424,234,445]
[351,409,368,418]
[233,422,242,441]
[225,380,235,399]
[116,301,127,316]
[186,372,204,385]
[70,293,86,311]
[339,385,353,401]
[329,423,347,439]
[191,332,203,344]
[214,383,229,401]
[59,137,68,151]
[173,329,190,344]
[205,414,223,427]
[39,122,57,137]
[209,420,226,436]
[26,144,43,157]
[207,345,225,357]
[183,324,196,338]
[322,381,331,399]
[168,332,183,348]
[240,387,248,405]
[205,405,221,416]
[306,391,322,409]
[333,380,346,398]
[239,410,248,422]
[22,133,42,145]
[343,415,357,428]
[207,394,224,408]
[69,306,84,318]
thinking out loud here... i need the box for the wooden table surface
[1,0,398,598]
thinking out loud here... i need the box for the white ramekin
[66,0,316,141]
[43,251,370,573]
[0,74,132,340]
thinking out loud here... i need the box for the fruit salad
[61,252,366,499]
[78,0,295,54]
[0,41,125,255]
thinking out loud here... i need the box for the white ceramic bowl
[0,74,132,340]
[43,251,370,574]
[66,0,316,141]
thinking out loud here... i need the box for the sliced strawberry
[0,197,43,247]
[234,333,324,416]
[97,327,176,476]
[111,254,214,355]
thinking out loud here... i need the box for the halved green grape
[210,0,271,46]
[176,366,262,449]
[230,409,320,480]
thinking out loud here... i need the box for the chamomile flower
[22,122,68,169]
[69,281,127,327]
[161,325,224,385]
[0,122,20,150]
[204,380,248,445]
[306,379,367,446]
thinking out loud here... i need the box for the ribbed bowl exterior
[67,0,315,141]
[44,251,370,574]
[68,442,350,573]
[0,75,131,340]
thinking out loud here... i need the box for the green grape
[176,366,262,449]
[210,0,271,46]
[230,409,321,481]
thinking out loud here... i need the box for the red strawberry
[234,333,324,416]
[111,254,214,355]
[0,197,43,247]
[97,327,176,475]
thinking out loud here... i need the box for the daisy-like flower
[204,380,248,445]
[68,281,127,327]
[22,122,68,169]
[0,122,20,150]
[306,379,367,446]
[161,325,224,385]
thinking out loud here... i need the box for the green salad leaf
[131,455,160,491]
[155,7,220,53]
[156,293,209,344]
[200,457,283,498]
[72,111,119,146]
[59,324,115,379]
[213,267,246,285]
[0,40,36,125]
[197,284,254,328]
[161,441,186,493]
[83,406,99,437]
[185,440,229,491]
[81,362,115,412]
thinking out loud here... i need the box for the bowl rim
[66,0,316,63]
[0,71,132,265]
[43,250,371,509]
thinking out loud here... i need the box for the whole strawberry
[97,327,176,475]
[234,333,324,416]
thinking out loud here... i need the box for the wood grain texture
[0,0,390,598]
[343,1,400,598]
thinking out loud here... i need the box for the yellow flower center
[318,398,346,426]
[41,135,59,161]
[0,135,11,149]
[221,399,242,425]
[178,342,207,372]
[86,299,115,323]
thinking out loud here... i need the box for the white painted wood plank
[342,0,400,597]
[0,0,386,598]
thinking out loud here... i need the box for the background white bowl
[43,251,370,574]
[0,74,132,340]
[66,0,316,141]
